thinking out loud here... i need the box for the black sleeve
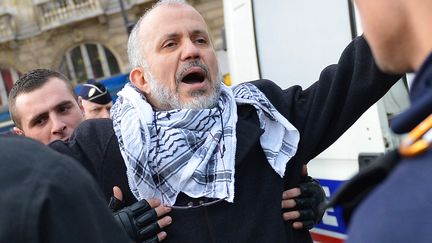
[35,149,133,243]
[252,36,401,188]
[49,118,137,206]
[0,136,132,243]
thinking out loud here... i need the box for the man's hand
[282,165,326,230]
[110,186,172,242]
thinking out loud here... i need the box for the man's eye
[35,118,47,126]
[59,106,70,113]
[163,41,177,48]
[195,38,207,44]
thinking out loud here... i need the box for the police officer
[79,79,113,119]
[327,0,432,242]
[0,136,166,243]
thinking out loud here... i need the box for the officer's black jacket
[340,53,432,243]
[0,136,131,243]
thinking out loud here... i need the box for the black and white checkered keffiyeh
[112,82,299,205]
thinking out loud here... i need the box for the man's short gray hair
[127,0,191,68]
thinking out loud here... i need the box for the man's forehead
[19,78,71,100]
[15,79,75,119]
[140,4,209,40]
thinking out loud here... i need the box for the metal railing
[35,0,103,30]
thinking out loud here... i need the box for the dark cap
[79,79,112,105]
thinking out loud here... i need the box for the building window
[0,67,19,107]
[60,43,121,84]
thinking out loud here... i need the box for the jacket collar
[391,53,432,134]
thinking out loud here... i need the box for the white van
[223,0,410,241]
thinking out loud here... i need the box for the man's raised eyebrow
[159,32,180,42]
[191,29,209,37]
[159,29,209,42]
[56,100,74,108]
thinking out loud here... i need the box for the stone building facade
[0,0,225,109]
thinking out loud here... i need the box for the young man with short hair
[8,69,84,144]
[8,68,138,203]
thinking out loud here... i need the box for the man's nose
[51,119,67,134]
[181,40,200,61]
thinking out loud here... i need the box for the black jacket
[0,136,131,243]
[50,36,399,243]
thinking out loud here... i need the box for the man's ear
[77,96,85,116]
[78,96,84,112]
[130,67,151,94]
[13,127,24,136]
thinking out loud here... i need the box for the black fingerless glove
[289,176,326,230]
[110,198,161,243]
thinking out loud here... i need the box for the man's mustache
[176,60,210,84]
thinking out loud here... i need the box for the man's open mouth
[181,69,206,84]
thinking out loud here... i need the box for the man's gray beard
[145,70,222,110]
